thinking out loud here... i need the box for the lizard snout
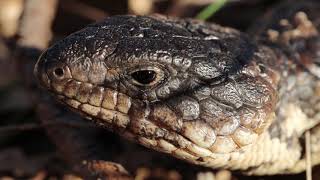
[34,50,72,91]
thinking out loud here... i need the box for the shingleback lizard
[33,0,320,178]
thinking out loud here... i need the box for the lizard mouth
[49,77,132,130]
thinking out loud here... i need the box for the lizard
[33,0,320,178]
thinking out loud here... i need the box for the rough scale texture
[34,1,320,176]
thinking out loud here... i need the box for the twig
[128,0,154,15]
[305,130,312,180]
[0,0,23,37]
[18,0,58,50]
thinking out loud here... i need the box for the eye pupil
[131,70,156,85]
[54,68,64,77]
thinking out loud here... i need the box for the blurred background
[0,0,318,179]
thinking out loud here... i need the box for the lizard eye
[131,70,156,85]
[129,67,165,87]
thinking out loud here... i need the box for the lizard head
[34,15,278,162]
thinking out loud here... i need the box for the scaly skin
[34,1,320,177]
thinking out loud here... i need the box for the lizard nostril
[54,67,64,77]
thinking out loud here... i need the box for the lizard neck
[247,1,320,138]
